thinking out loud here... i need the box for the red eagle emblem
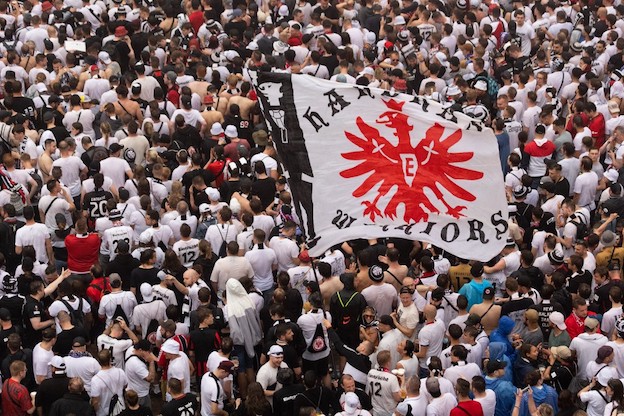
[340,99,484,223]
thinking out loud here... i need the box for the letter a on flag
[253,72,508,261]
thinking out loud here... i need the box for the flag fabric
[253,72,509,261]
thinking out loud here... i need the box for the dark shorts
[232,345,252,372]
[302,356,330,377]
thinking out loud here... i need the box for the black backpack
[570,213,589,240]
[306,322,328,353]
[112,303,129,324]
[60,298,85,328]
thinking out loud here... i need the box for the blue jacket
[519,385,559,416]
[485,376,517,416]
[488,342,513,383]
[490,316,515,358]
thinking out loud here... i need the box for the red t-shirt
[86,277,112,306]
[564,311,599,339]
[2,379,33,416]
[450,400,484,416]
[589,113,606,147]
[188,10,204,34]
[65,233,101,273]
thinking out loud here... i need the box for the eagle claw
[362,200,382,221]
[446,205,466,218]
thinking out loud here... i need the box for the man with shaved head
[415,304,446,377]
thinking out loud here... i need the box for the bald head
[424,304,437,321]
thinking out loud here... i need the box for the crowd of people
[1,0,624,414]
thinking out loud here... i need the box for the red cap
[89,64,98,72]
[384,40,394,50]
[114,26,128,37]
[203,95,214,105]
[42,1,53,11]
[298,251,311,263]
[488,3,499,12]
[288,36,302,46]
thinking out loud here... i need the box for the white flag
[253,72,509,261]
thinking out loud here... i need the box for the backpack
[101,40,120,63]
[570,213,589,240]
[112,303,129,324]
[108,393,123,416]
[28,168,43,201]
[88,146,110,166]
[195,214,217,239]
[60,298,85,328]
[474,74,500,101]
[145,316,160,345]
[88,281,111,312]
[2,40,15,52]
[306,322,328,353]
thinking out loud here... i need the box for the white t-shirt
[442,362,482,387]
[168,352,191,393]
[173,238,200,267]
[256,361,288,407]
[515,22,535,56]
[205,224,238,259]
[48,296,92,333]
[288,265,315,300]
[124,354,150,397]
[201,371,225,416]
[100,157,131,188]
[475,390,497,416]
[366,368,400,415]
[579,389,609,416]
[427,393,459,416]
[245,246,278,291]
[32,343,53,382]
[64,355,101,394]
[91,368,128,416]
[269,236,299,272]
[38,194,71,230]
[52,155,86,197]
[131,300,167,338]
[102,225,134,259]
[15,222,50,263]
[395,395,428,416]
[98,291,138,327]
[97,334,134,369]
[362,283,397,317]
[574,171,599,210]
[417,320,446,368]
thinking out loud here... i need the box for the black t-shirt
[224,20,247,37]
[251,177,277,208]
[106,254,140,291]
[0,295,25,329]
[35,374,70,414]
[83,190,114,224]
[189,327,220,362]
[11,97,36,120]
[553,178,570,198]
[567,270,593,295]
[0,325,17,362]
[273,384,306,416]
[53,326,89,356]
[22,296,47,349]
[530,300,564,341]
[219,179,242,205]
[161,393,198,416]
[130,268,161,302]
[118,406,154,416]
[182,170,216,199]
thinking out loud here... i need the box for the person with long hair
[396,339,419,380]
[233,382,272,416]
[224,278,262,399]
[193,240,217,283]
[95,122,118,148]
[605,379,624,416]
